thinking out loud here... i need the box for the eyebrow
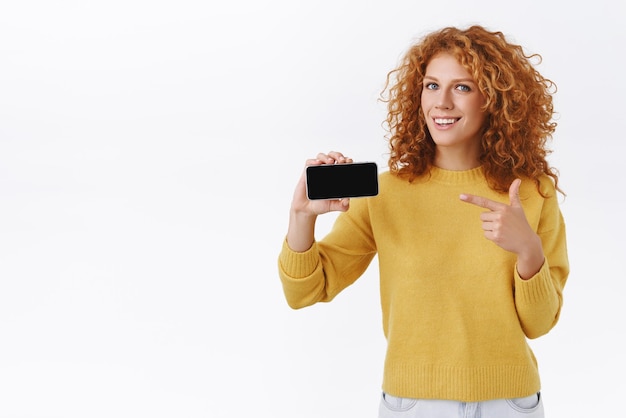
[423,75,476,84]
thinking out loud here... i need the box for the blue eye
[425,82,438,90]
[456,84,471,92]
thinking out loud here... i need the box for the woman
[278,25,569,418]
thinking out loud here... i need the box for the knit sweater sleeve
[513,180,570,339]
[277,198,377,309]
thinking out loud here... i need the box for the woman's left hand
[460,179,544,279]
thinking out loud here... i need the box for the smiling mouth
[434,117,460,126]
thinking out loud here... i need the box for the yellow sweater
[278,166,569,402]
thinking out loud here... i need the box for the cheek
[420,95,430,117]
[469,100,488,122]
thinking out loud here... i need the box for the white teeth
[435,118,456,125]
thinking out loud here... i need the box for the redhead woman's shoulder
[538,174,559,196]
[521,174,560,200]
[377,168,410,188]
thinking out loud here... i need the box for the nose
[435,90,453,110]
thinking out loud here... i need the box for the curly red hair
[381,25,563,196]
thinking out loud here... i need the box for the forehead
[424,53,474,80]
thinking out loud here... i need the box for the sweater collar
[428,165,485,185]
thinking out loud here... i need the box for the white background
[0,1,624,417]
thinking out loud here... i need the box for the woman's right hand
[286,151,353,252]
[291,151,354,216]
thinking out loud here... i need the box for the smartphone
[306,162,379,200]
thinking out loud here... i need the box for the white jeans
[379,392,543,418]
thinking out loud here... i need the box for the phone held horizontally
[305,162,379,200]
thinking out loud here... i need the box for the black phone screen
[305,162,379,200]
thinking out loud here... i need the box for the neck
[434,146,480,171]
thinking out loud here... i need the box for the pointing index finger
[459,193,502,211]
